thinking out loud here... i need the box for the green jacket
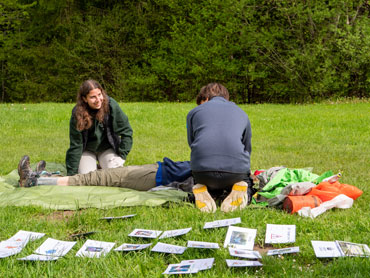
[66,97,133,176]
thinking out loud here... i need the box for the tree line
[1,0,370,103]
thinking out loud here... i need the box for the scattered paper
[180,258,214,271]
[187,240,220,249]
[203,218,241,229]
[35,238,76,257]
[76,240,115,258]
[159,228,192,239]
[0,240,26,258]
[226,259,263,267]
[151,242,186,254]
[0,230,44,259]
[128,229,162,239]
[17,254,59,261]
[267,246,300,256]
[229,247,261,259]
[336,241,370,257]
[114,243,152,252]
[265,224,296,244]
[9,230,45,242]
[311,241,343,258]
[100,214,136,220]
[162,263,198,274]
[224,226,257,250]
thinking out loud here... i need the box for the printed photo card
[128,229,162,239]
[76,240,115,258]
[224,226,257,250]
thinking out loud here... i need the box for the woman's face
[83,88,103,110]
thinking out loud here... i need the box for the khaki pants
[69,163,158,191]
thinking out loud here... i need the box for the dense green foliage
[1,0,370,103]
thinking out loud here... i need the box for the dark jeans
[192,171,252,193]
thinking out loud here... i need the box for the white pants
[78,148,125,174]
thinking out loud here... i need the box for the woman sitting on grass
[66,80,133,176]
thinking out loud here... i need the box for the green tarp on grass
[0,163,188,210]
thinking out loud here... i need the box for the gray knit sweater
[186,96,251,173]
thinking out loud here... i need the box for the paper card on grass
[265,224,296,244]
[336,241,370,257]
[229,247,261,259]
[311,241,343,258]
[35,238,76,257]
[226,259,263,267]
[203,218,241,229]
[9,230,45,243]
[151,242,186,254]
[267,246,300,256]
[180,258,214,271]
[100,214,136,220]
[17,254,60,261]
[162,263,198,274]
[76,240,115,258]
[159,228,192,239]
[224,226,257,250]
[187,240,220,249]
[129,229,162,239]
[114,243,152,252]
[0,240,25,258]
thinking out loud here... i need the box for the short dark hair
[196,83,230,105]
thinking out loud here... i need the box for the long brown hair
[75,80,109,131]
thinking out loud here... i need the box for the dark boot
[35,160,46,173]
[18,155,38,187]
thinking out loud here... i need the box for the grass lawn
[0,101,369,277]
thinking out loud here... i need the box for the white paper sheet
[180,258,214,271]
[265,224,296,244]
[267,246,300,256]
[203,218,241,229]
[187,240,220,249]
[35,238,76,257]
[311,241,343,258]
[229,247,261,259]
[114,243,152,251]
[224,226,257,250]
[162,263,198,274]
[151,242,186,254]
[76,240,115,258]
[128,229,162,238]
[226,259,263,267]
[159,228,192,239]
[17,254,59,261]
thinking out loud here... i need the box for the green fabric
[313,170,334,184]
[0,163,187,210]
[259,168,319,199]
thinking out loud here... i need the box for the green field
[0,101,369,277]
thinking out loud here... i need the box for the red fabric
[254,170,265,176]
[307,181,363,202]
